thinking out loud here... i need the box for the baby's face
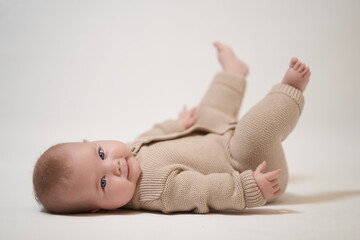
[64,140,141,212]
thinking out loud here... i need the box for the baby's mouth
[126,158,130,179]
[119,158,129,179]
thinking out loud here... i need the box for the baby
[33,42,311,214]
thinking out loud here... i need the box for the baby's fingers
[273,189,282,198]
[189,106,197,116]
[264,169,282,181]
[273,184,280,192]
[191,115,198,124]
[270,178,278,186]
[182,105,187,114]
[255,161,267,174]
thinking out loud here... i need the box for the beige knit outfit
[125,72,304,213]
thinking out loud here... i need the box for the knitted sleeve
[136,120,186,139]
[161,169,266,213]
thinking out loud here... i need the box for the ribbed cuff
[240,170,266,208]
[213,71,246,95]
[270,84,305,114]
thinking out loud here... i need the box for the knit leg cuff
[269,84,305,114]
[213,71,246,96]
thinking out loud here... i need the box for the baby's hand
[177,105,197,129]
[253,161,282,201]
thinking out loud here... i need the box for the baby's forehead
[66,142,93,152]
[61,142,95,163]
[65,144,96,176]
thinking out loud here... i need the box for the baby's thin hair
[33,143,72,212]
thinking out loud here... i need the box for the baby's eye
[100,176,106,189]
[99,149,105,160]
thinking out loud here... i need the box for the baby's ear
[83,139,90,143]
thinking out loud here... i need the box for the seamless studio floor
[3,129,359,240]
[1,1,360,239]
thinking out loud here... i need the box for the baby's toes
[302,66,310,77]
[213,42,222,51]
[221,45,233,53]
[293,60,302,70]
[290,57,298,67]
[298,63,306,73]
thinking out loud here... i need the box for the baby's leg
[196,43,249,125]
[213,42,249,76]
[229,57,311,197]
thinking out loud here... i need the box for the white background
[1,0,359,239]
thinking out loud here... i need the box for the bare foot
[282,57,311,92]
[213,42,249,76]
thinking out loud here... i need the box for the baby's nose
[113,158,126,176]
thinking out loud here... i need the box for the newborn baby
[33,42,311,214]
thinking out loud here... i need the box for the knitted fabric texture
[124,72,303,213]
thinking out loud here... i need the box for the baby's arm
[160,169,266,213]
[136,106,197,139]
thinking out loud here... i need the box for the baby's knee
[229,136,280,172]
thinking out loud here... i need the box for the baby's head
[33,140,142,214]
